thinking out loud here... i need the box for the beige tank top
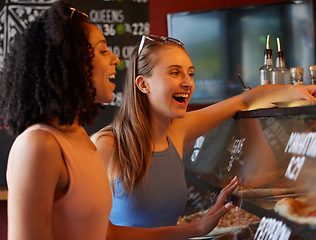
[26,124,112,240]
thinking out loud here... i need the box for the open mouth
[107,74,115,82]
[172,93,189,103]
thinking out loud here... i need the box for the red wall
[149,0,294,36]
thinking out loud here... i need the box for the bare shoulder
[91,130,116,153]
[9,128,62,164]
[91,130,120,180]
[7,128,64,200]
[6,128,68,238]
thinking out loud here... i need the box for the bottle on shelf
[308,65,316,85]
[290,67,304,85]
[259,35,278,85]
[275,38,290,84]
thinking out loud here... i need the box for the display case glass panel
[181,106,316,239]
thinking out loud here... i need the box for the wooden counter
[0,188,7,201]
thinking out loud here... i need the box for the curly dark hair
[0,1,99,136]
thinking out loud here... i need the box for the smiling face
[87,23,120,103]
[139,45,195,121]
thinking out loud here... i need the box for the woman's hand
[241,84,316,111]
[192,176,239,237]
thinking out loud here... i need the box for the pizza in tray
[234,187,296,198]
[274,197,316,225]
[222,176,297,198]
[177,205,261,236]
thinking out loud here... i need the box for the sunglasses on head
[134,35,184,79]
[137,35,184,57]
[69,7,89,19]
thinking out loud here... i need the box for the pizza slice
[178,205,261,236]
[274,197,316,225]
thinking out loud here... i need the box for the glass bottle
[275,38,290,84]
[259,35,278,85]
[290,67,304,85]
[308,65,316,85]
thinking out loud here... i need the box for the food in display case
[178,205,261,237]
[182,106,316,239]
[234,186,296,198]
[274,197,316,225]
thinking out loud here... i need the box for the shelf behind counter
[235,105,316,119]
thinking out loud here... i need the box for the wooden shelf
[0,188,7,201]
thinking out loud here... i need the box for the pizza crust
[235,188,296,198]
[274,197,316,225]
[205,225,245,236]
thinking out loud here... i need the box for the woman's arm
[172,84,316,145]
[91,132,120,181]
[7,130,66,240]
[106,177,239,240]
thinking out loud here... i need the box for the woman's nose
[112,52,120,66]
[182,75,194,89]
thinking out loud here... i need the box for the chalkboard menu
[0,0,149,187]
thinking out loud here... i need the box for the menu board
[0,0,149,187]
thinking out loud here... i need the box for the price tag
[285,156,305,181]
[254,217,291,240]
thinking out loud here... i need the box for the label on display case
[254,217,291,240]
[285,156,305,181]
[226,136,245,171]
[285,132,316,158]
[284,132,316,181]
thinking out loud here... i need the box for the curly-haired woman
[0,1,119,239]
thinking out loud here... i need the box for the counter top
[235,105,316,119]
[0,188,7,201]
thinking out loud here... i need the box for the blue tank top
[109,136,187,228]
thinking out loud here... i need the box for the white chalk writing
[285,132,316,158]
[190,136,205,162]
[254,217,291,240]
[226,137,245,171]
[285,156,305,181]
[90,9,124,24]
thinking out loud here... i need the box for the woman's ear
[135,75,150,93]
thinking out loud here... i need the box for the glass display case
[181,104,316,239]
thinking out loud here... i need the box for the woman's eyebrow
[168,65,195,71]
[95,39,107,47]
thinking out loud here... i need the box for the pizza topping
[217,206,261,228]
[178,205,261,236]
[308,210,316,217]
[274,197,316,225]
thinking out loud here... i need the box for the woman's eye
[171,70,179,76]
[189,72,194,77]
[100,50,108,55]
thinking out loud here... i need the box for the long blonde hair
[102,40,186,194]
